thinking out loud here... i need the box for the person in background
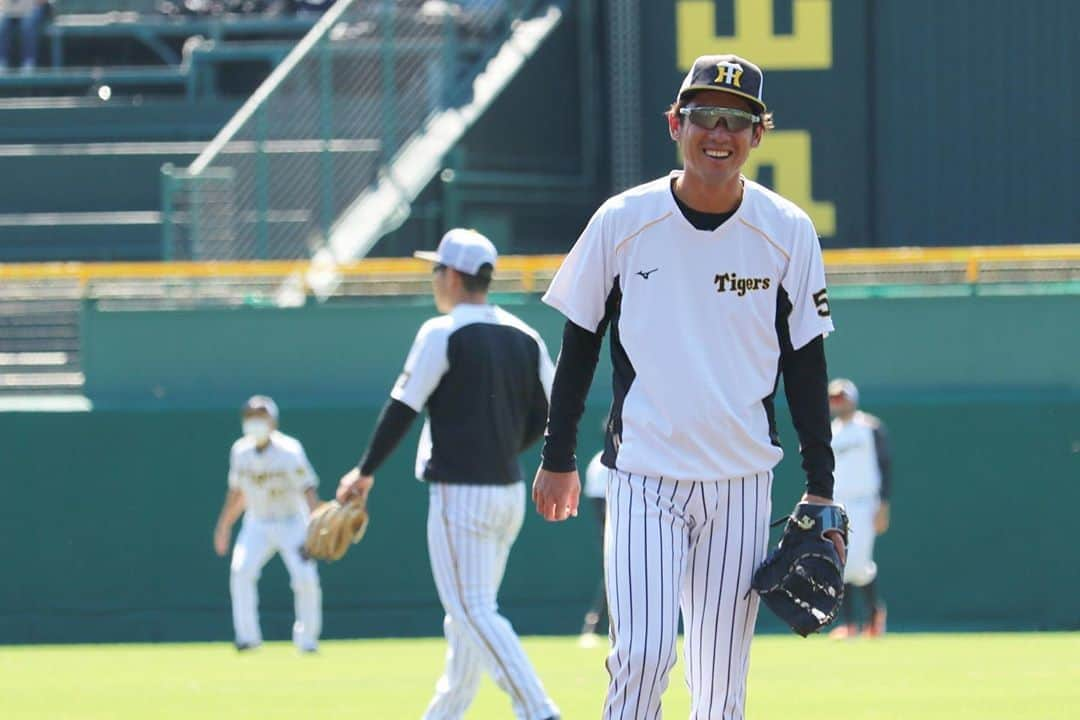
[337,229,561,720]
[827,378,892,638]
[577,444,608,648]
[0,0,49,71]
[214,395,323,653]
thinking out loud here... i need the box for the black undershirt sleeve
[358,398,419,475]
[873,424,893,501]
[781,335,835,498]
[520,377,550,452]
[540,320,606,472]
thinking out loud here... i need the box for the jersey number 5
[812,289,831,317]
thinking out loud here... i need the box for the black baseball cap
[677,54,767,114]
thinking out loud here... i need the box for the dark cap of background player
[676,54,767,114]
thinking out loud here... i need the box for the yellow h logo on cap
[715,61,743,87]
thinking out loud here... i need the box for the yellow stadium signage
[676,0,835,234]
[676,0,833,70]
[744,131,836,237]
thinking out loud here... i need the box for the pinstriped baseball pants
[603,470,773,720]
[423,482,559,720]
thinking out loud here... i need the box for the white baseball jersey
[831,411,886,502]
[228,431,318,519]
[583,450,607,499]
[390,303,554,484]
[544,173,834,482]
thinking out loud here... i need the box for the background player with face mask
[213,395,323,652]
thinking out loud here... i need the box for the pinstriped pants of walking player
[424,482,560,720]
[603,470,773,720]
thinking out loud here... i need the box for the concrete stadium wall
[2,292,1078,643]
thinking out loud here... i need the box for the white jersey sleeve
[294,443,318,490]
[542,205,616,332]
[582,450,608,499]
[390,319,450,412]
[781,219,835,350]
[536,334,555,402]
[227,442,241,489]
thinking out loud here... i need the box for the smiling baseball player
[213,395,322,652]
[532,54,844,718]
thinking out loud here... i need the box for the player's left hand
[801,493,846,564]
[337,467,374,504]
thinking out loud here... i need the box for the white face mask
[242,418,272,443]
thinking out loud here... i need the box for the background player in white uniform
[577,448,609,648]
[213,395,322,652]
[337,229,561,720]
[532,55,845,718]
[827,379,892,638]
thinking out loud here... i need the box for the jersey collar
[450,302,494,319]
[667,170,751,233]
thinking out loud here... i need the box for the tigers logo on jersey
[244,470,291,485]
[714,272,771,296]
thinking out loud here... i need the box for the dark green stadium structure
[1,1,1078,262]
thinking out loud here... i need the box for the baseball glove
[751,503,849,637]
[302,498,370,562]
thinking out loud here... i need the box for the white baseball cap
[242,395,279,421]
[827,379,859,406]
[414,228,497,276]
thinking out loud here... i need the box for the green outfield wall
[2,291,1078,643]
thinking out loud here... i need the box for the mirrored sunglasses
[679,106,760,132]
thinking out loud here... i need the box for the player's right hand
[532,468,580,522]
[337,467,374,504]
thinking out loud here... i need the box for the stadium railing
[161,0,550,261]
[3,245,1078,302]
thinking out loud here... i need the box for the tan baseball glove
[302,498,370,562]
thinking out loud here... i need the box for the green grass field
[2,633,1077,719]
